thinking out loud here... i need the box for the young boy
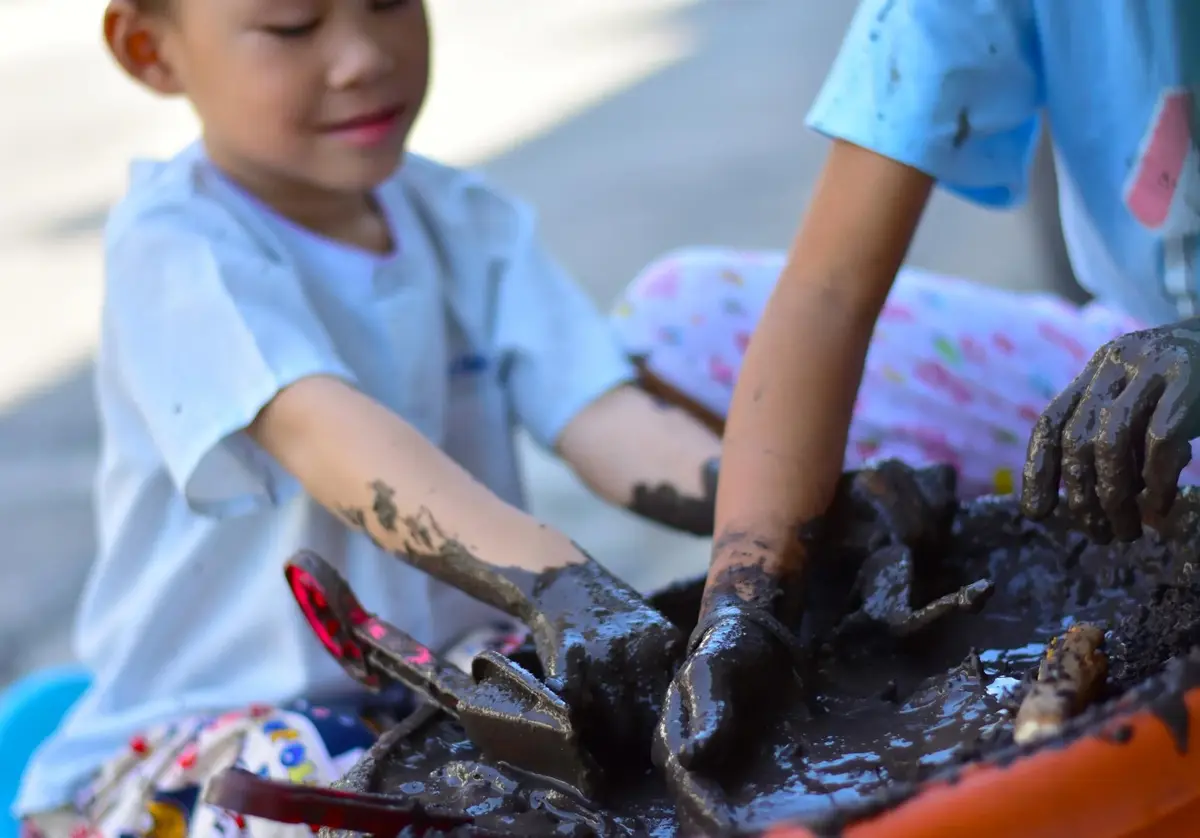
[18,0,721,834]
[647,0,1200,796]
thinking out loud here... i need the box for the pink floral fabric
[612,247,1200,497]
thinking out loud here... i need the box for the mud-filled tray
[318,491,1200,838]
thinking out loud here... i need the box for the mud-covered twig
[1013,624,1108,745]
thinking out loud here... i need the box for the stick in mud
[1013,623,1109,746]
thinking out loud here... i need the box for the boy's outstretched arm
[249,374,683,760]
[655,141,935,785]
[712,140,933,595]
[249,374,584,608]
[556,385,722,536]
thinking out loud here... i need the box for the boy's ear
[103,0,185,96]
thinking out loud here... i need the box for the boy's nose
[327,32,396,90]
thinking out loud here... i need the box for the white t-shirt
[17,144,634,814]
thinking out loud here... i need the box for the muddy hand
[1021,320,1200,543]
[856,544,993,637]
[654,606,804,775]
[523,556,684,765]
[830,460,959,556]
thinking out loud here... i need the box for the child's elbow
[555,385,641,464]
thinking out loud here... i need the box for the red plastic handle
[285,551,379,689]
[205,768,495,835]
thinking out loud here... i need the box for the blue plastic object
[0,666,90,838]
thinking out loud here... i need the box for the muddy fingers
[855,544,993,637]
[1023,320,1200,538]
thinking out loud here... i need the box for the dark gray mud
[325,493,1200,837]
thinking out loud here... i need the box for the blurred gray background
[0,0,1077,685]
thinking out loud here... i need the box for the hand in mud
[853,544,993,637]
[790,461,969,643]
[654,606,804,777]
[1021,320,1200,543]
[523,558,685,762]
[826,460,959,557]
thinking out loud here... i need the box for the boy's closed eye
[263,19,319,38]
[261,0,414,39]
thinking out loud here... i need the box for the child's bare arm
[712,140,934,587]
[249,374,585,613]
[556,385,722,535]
[250,373,686,745]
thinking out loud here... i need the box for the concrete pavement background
[0,0,1073,684]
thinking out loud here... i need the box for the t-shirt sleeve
[806,0,1043,208]
[494,205,636,450]
[104,198,356,517]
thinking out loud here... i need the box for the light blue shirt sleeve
[807,0,1043,207]
[104,194,356,517]
[495,205,636,450]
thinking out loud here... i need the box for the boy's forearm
[711,281,877,587]
[557,385,722,535]
[250,375,585,620]
[708,140,933,603]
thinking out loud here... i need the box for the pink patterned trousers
[611,247,1200,497]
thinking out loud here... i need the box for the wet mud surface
[325,493,1200,837]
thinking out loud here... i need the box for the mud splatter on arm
[696,527,812,627]
[249,374,588,618]
[628,456,720,537]
[338,485,554,615]
[555,385,723,536]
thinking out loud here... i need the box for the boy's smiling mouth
[322,105,406,148]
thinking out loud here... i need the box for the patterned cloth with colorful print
[20,623,526,838]
[612,248,1200,499]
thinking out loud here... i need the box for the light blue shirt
[808,0,1200,327]
[17,145,634,814]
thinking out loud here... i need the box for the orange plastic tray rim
[759,683,1200,838]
